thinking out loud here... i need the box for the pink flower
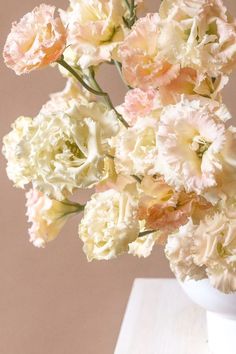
[26,189,80,248]
[120,88,162,126]
[138,176,211,243]
[3,4,67,75]
[118,13,180,89]
[159,68,197,104]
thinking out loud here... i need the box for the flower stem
[123,0,137,28]
[138,230,156,237]
[131,175,142,184]
[88,67,130,128]
[57,57,107,97]
[124,0,131,10]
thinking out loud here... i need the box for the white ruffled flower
[78,189,139,261]
[2,116,35,188]
[26,189,82,248]
[128,232,160,258]
[3,102,118,200]
[165,219,206,281]
[193,209,236,293]
[157,96,231,194]
[113,117,159,176]
[60,0,126,68]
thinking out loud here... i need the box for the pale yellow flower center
[191,135,211,159]
[65,140,85,159]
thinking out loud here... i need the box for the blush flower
[119,88,163,126]
[3,4,67,75]
[26,189,82,248]
[78,189,139,261]
[157,97,231,194]
[119,13,180,89]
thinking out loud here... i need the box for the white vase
[180,279,236,354]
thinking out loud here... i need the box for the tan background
[0,1,236,353]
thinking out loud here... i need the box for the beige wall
[1,1,236,354]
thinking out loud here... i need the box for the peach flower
[26,189,82,248]
[119,88,162,126]
[138,176,211,242]
[118,13,180,89]
[3,4,67,75]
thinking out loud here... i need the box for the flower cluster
[2,0,236,293]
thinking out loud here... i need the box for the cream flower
[3,4,67,75]
[128,232,160,258]
[113,117,159,176]
[2,116,35,188]
[165,219,206,281]
[138,176,212,242]
[159,0,236,79]
[78,189,139,261]
[3,102,118,200]
[193,210,236,293]
[26,189,82,248]
[60,0,125,68]
[157,97,231,194]
[118,88,163,126]
[119,13,180,89]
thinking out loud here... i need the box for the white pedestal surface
[115,279,210,354]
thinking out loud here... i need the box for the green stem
[57,57,129,128]
[138,230,156,237]
[57,57,107,97]
[131,175,142,184]
[130,0,135,15]
[123,0,137,28]
[124,0,131,10]
[88,68,130,128]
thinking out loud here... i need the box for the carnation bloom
[165,219,206,281]
[3,102,118,200]
[157,97,231,194]
[26,189,82,248]
[113,117,159,176]
[159,0,236,79]
[3,4,67,75]
[119,13,180,89]
[193,209,236,293]
[118,88,163,126]
[138,176,212,242]
[78,189,139,261]
[60,0,125,68]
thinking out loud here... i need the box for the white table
[115,279,210,354]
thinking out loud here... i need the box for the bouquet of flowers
[3,0,236,294]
